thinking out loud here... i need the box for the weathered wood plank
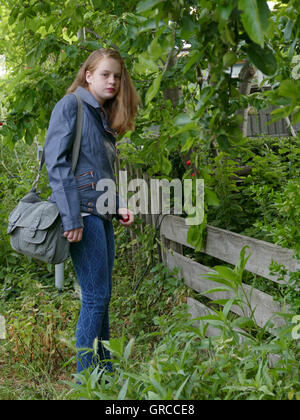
[166,250,288,329]
[187,297,281,366]
[251,114,260,136]
[267,113,276,136]
[187,297,221,337]
[187,297,244,340]
[158,215,297,283]
[143,172,152,225]
[260,111,269,135]
[136,168,146,232]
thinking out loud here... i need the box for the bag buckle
[28,217,40,237]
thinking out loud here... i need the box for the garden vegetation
[0,0,299,400]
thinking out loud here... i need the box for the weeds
[67,244,299,401]
[0,140,299,400]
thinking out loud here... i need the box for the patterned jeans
[70,215,115,374]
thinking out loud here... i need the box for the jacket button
[88,208,93,213]
[88,202,93,207]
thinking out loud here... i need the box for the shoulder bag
[7,93,83,265]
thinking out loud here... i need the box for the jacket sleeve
[44,94,83,232]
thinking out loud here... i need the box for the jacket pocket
[75,170,95,191]
[77,182,95,191]
[75,170,94,179]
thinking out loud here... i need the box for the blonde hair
[67,48,140,134]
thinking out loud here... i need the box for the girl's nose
[109,75,116,84]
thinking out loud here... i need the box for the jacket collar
[74,87,117,138]
[74,86,101,109]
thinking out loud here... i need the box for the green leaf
[147,35,164,60]
[138,18,165,33]
[232,317,256,329]
[216,135,231,153]
[223,297,237,318]
[195,316,225,327]
[200,273,232,288]
[161,154,172,175]
[284,19,294,42]
[136,54,158,74]
[174,113,191,126]
[25,129,34,145]
[218,3,234,22]
[136,0,163,14]
[147,391,160,399]
[257,0,271,31]
[101,337,124,358]
[223,52,238,67]
[270,106,293,122]
[205,188,220,207]
[174,376,190,400]
[195,314,222,321]
[246,43,277,76]
[186,221,206,252]
[258,385,275,397]
[123,338,135,361]
[117,379,129,400]
[203,287,232,295]
[278,80,300,99]
[195,86,214,118]
[183,51,201,74]
[234,245,251,276]
[291,106,300,124]
[181,14,197,38]
[214,266,239,283]
[180,136,196,153]
[145,73,163,104]
[238,0,270,47]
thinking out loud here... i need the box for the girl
[44,48,139,375]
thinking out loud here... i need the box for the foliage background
[0,0,300,251]
[0,0,299,400]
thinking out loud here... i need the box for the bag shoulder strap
[71,92,83,172]
[32,93,83,191]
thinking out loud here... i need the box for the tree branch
[238,60,256,137]
[85,26,119,50]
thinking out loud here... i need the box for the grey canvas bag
[7,93,83,265]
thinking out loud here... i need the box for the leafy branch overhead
[0,0,299,250]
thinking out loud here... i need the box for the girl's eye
[101,73,121,79]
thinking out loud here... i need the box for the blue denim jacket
[44,87,125,232]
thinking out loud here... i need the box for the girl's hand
[64,227,83,243]
[117,208,134,227]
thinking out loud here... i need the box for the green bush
[207,136,300,254]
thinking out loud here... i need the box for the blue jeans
[70,215,115,374]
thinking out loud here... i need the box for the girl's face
[86,57,121,106]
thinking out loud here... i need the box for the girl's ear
[85,70,92,85]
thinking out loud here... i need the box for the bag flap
[22,228,48,244]
[8,200,60,231]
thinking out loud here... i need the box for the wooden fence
[115,161,298,341]
[247,105,300,137]
[158,215,297,337]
